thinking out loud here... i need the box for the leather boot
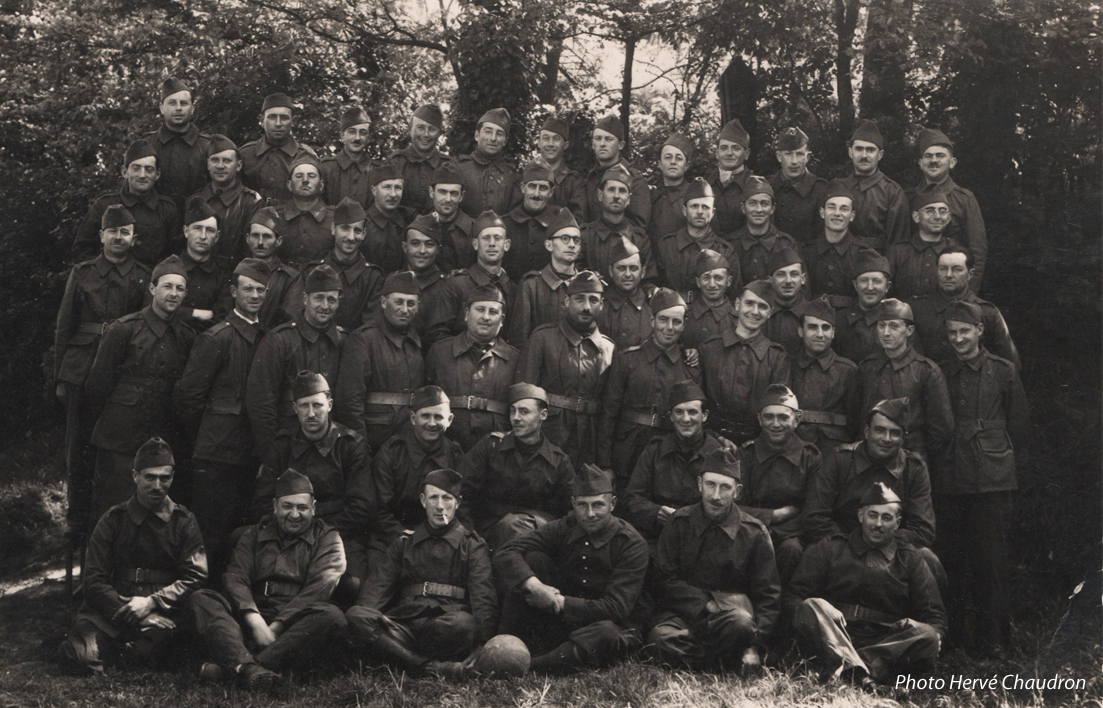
[371,634,429,672]
[529,640,584,674]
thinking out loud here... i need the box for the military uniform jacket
[389,145,448,215]
[455,151,517,217]
[73,186,180,267]
[784,529,946,637]
[275,199,335,268]
[800,231,863,307]
[173,310,262,466]
[597,337,700,468]
[729,224,799,285]
[436,211,477,272]
[623,430,729,541]
[647,181,689,252]
[495,513,649,629]
[834,303,881,365]
[548,161,587,222]
[910,290,1020,370]
[54,255,150,386]
[595,287,653,352]
[224,517,346,623]
[255,421,373,539]
[802,440,935,548]
[656,227,740,295]
[583,157,651,228]
[409,265,448,346]
[654,502,781,639]
[363,204,410,275]
[179,250,230,326]
[699,328,791,428]
[888,234,964,301]
[245,317,344,457]
[189,180,263,268]
[147,124,212,209]
[359,520,497,642]
[256,258,302,330]
[240,135,316,202]
[511,264,574,343]
[503,205,558,277]
[791,348,861,448]
[581,216,658,282]
[370,427,465,545]
[426,263,515,347]
[320,150,379,207]
[86,306,196,455]
[682,295,736,351]
[706,166,755,235]
[737,434,821,541]
[838,170,909,252]
[858,346,953,459]
[457,432,577,535]
[312,252,385,331]
[81,496,207,624]
[764,292,808,359]
[334,320,424,437]
[768,169,828,245]
[942,347,1029,494]
[425,332,518,450]
[906,176,987,289]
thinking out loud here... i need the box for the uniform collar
[604,287,645,311]
[720,328,771,359]
[470,150,504,166]
[509,205,553,227]
[228,309,262,343]
[642,336,682,363]
[919,174,959,194]
[255,135,301,158]
[283,199,328,222]
[324,250,368,282]
[689,501,744,540]
[848,528,897,562]
[943,346,989,375]
[258,517,323,547]
[291,420,344,458]
[565,512,621,549]
[814,230,857,255]
[588,156,634,178]
[851,170,886,191]
[593,217,630,240]
[772,290,808,314]
[120,185,161,210]
[402,145,443,165]
[933,288,977,311]
[888,346,919,371]
[94,254,136,277]
[558,319,602,348]
[690,295,733,320]
[908,233,949,252]
[498,432,560,466]
[157,123,199,146]
[410,520,465,548]
[126,495,176,525]
[753,432,805,466]
[797,347,837,371]
[770,168,819,197]
[141,305,171,338]
[374,319,420,350]
[540,264,575,290]
[737,223,781,250]
[414,265,444,289]
[294,315,341,345]
[854,441,906,480]
[180,249,216,273]
[469,261,507,286]
[452,330,511,361]
[205,179,245,206]
[336,150,374,171]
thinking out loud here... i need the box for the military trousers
[60,382,98,537]
[192,460,256,582]
[60,613,177,673]
[648,593,757,669]
[480,510,557,553]
[345,606,476,661]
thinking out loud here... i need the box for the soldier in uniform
[457,383,577,550]
[729,178,799,285]
[362,164,409,274]
[648,132,694,252]
[648,448,781,672]
[245,206,302,330]
[401,213,449,345]
[535,115,586,221]
[598,288,698,489]
[791,297,861,455]
[320,106,377,208]
[245,264,344,457]
[681,249,737,350]
[174,258,269,576]
[595,237,654,352]
[736,384,821,584]
[834,248,894,365]
[801,180,863,309]
[431,163,477,272]
[580,164,657,283]
[582,115,651,228]
[58,438,206,674]
[787,483,946,688]
[347,468,496,679]
[177,196,230,330]
[310,197,385,331]
[240,92,316,202]
[699,280,791,444]
[72,139,180,266]
[511,208,580,342]
[275,155,335,267]
[147,77,211,211]
[191,470,347,690]
[503,162,561,277]
[188,134,263,269]
[706,119,756,236]
[838,120,909,252]
[389,104,448,216]
[455,107,517,217]
[906,128,988,290]
[54,205,151,540]
[888,190,964,301]
[495,465,649,674]
[426,287,518,451]
[767,127,828,245]
[86,255,196,518]
[763,247,810,358]
[655,178,739,295]
[335,271,425,449]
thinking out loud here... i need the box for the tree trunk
[718,55,757,162]
[834,0,860,142]
[537,38,563,105]
[860,0,912,168]
[620,36,636,152]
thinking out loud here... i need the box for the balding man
[838,120,909,252]
[706,119,756,235]
[582,115,651,228]
[146,77,211,210]
[389,104,449,216]
[767,127,828,245]
[655,178,739,295]
[275,155,334,267]
[240,92,316,202]
[455,107,517,217]
[320,106,378,208]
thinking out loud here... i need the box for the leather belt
[956,419,1006,440]
[824,294,856,309]
[835,602,900,624]
[365,392,415,407]
[257,580,302,597]
[800,410,848,427]
[546,393,600,415]
[76,322,110,335]
[401,581,467,600]
[449,395,509,416]
[618,408,672,430]
[118,568,176,585]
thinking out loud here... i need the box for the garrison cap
[593,114,625,141]
[207,134,238,157]
[333,197,367,226]
[662,132,694,161]
[541,116,570,140]
[855,248,892,278]
[850,119,883,148]
[668,379,707,409]
[152,254,188,283]
[422,468,462,496]
[761,383,799,411]
[649,287,686,314]
[740,279,774,307]
[303,263,342,293]
[875,298,913,323]
[411,385,450,412]
[370,163,401,187]
[870,397,909,428]
[101,204,136,229]
[600,164,632,188]
[822,179,854,205]
[695,248,730,277]
[477,107,511,132]
[700,447,741,481]
[159,77,191,101]
[911,190,950,211]
[381,270,419,296]
[250,206,280,233]
[521,161,554,185]
[123,139,157,167]
[742,177,774,203]
[134,437,174,471]
[684,177,714,203]
[572,464,614,497]
[340,106,371,132]
[406,213,441,243]
[275,469,314,498]
[288,154,322,174]
[233,258,270,286]
[775,126,809,151]
[917,127,954,154]
[608,236,640,265]
[859,481,902,508]
[184,194,218,226]
[545,208,579,238]
[413,103,444,130]
[292,370,330,400]
[567,270,604,295]
[944,300,984,326]
[473,210,506,236]
[801,296,836,326]
[767,247,803,275]
[718,119,750,148]
[262,92,294,113]
[431,162,464,187]
[509,382,547,405]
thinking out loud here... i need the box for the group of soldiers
[52,77,1030,691]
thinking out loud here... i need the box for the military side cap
[289,154,322,174]
[875,298,913,323]
[160,77,191,101]
[662,132,694,161]
[609,236,640,265]
[700,447,741,481]
[684,177,714,202]
[134,437,174,470]
[382,270,419,296]
[917,127,953,154]
[545,208,579,238]
[407,213,441,243]
[668,379,706,408]
[801,296,835,326]
[870,397,909,428]
[767,247,803,275]
[776,126,809,151]
[600,163,632,188]
[741,279,774,306]
[573,463,614,497]
[250,206,280,233]
[303,264,342,293]
[850,119,883,148]
[208,134,238,157]
[334,197,367,226]
[718,119,750,148]
[944,300,983,326]
[567,270,604,295]
[371,163,401,187]
[541,116,570,140]
[152,254,188,282]
[341,106,371,132]
[822,178,854,205]
[695,248,730,277]
[275,469,314,498]
[761,383,799,411]
[184,195,218,226]
[593,114,624,141]
[292,370,330,399]
[509,382,547,404]
[233,257,270,286]
[411,385,450,411]
[422,468,462,496]
[413,103,444,130]
[431,162,463,187]
[859,481,902,508]
[478,107,511,132]
[101,204,136,229]
[123,139,156,167]
[474,210,506,236]
[522,161,554,185]
[649,287,686,314]
[262,92,294,113]
[911,190,949,211]
[855,248,892,277]
[742,177,774,203]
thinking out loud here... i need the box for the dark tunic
[369,428,464,546]
[857,346,954,461]
[834,303,882,365]
[388,145,448,216]
[910,290,1020,370]
[905,176,988,290]
[188,180,264,269]
[511,265,574,342]
[656,227,740,296]
[362,204,409,275]
[502,205,557,278]
[682,296,737,351]
[147,124,212,210]
[178,250,231,327]
[705,167,755,236]
[454,152,518,217]
[763,291,809,359]
[736,434,821,541]
[791,348,861,452]
[698,329,791,434]
[728,224,799,285]
[582,157,651,228]
[581,217,658,283]
[255,258,302,330]
[767,169,828,245]
[275,199,335,267]
[887,235,964,301]
[334,320,424,441]
[838,170,910,252]
[800,231,864,308]
[426,263,515,347]
[547,161,587,221]
[320,151,379,207]
[436,211,477,273]
[647,181,689,252]
[73,186,180,267]
[240,136,316,203]
[595,288,653,352]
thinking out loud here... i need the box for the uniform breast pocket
[976,429,1011,453]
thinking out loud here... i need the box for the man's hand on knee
[113,596,157,625]
[522,577,562,613]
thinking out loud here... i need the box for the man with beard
[706,119,756,236]
[656,178,738,295]
[838,120,909,252]
[648,133,694,253]
[275,155,334,267]
[512,208,581,341]
[767,127,828,245]
[455,107,517,217]
[362,164,409,274]
[146,77,211,211]
[240,93,316,202]
[888,191,964,301]
[244,207,302,329]
[430,163,477,271]
[311,198,385,330]
[581,164,657,284]
[535,116,586,220]
[177,196,229,330]
[401,214,449,345]
[503,162,560,277]
[681,249,737,350]
[833,249,894,365]
[595,237,655,352]
[763,248,810,358]
[730,178,799,285]
[188,135,263,269]
[389,104,449,216]
[582,115,651,228]
[320,106,378,208]
[801,181,863,309]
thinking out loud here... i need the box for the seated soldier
[346,469,496,679]
[494,465,648,674]
[786,483,946,689]
[736,384,821,585]
[190,470,347,691]
[649,448,781,673]
[457,383,577,550]
[58,438,207,674]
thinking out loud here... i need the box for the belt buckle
[133,569,147,583]
[464,396,475,410]
[421,582,431,597]
[649,404,660,428]
[573,397,585,413]
[263,581,273,597]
